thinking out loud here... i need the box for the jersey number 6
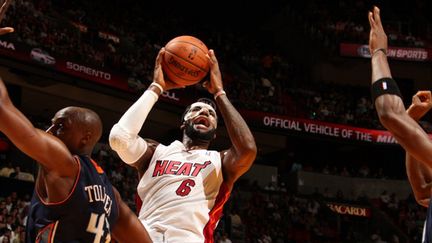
[176,179,196,196]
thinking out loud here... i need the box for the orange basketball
[162,35,210,86]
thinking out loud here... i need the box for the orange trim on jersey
[90,158,104,174]
[50,221,58,242]
[36,156,81,206]
[36,221,58,243]
[203,182,231,243]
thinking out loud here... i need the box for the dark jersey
[26,155,119,243]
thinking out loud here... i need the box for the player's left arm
[216,96,257,186]
[405,91,432,207]
[111,187,152,243]
[204,50,257,187]
[369,6,432,165]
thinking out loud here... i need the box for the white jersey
[137,140,230,243]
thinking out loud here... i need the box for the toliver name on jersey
[152,160,211,177]
[84,184,113,216]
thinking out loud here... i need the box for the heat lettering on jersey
[152,160,211,177]
[84,185,113,216]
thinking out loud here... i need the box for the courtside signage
[340,43,430,61]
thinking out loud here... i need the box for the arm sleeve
[109,90,158,164]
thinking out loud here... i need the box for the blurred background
[1,0,432,242]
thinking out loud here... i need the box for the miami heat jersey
[26,155,119,243]
[137,140,231,243]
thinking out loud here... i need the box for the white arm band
[109,90,158,164]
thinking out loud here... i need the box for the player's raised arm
[369,6,432,166]
[109,48,182,172]
[0,78,76,177]
[203,50,257,186]
[0,0,72,175]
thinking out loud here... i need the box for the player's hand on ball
[203,50,224,94]
[161,35,209,86]
[407,90,432,121]
[153,48,185,91]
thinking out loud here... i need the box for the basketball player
[0,80,153,243]
[0,1,151,242]
[369,6,432,242]
[0,79,152,242]
[109,48,257,242]
[405,90,432,242]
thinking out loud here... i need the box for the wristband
[371,78,402,103]
[150,82,163,93]
[372,48,387,57]
[214,90,226,100]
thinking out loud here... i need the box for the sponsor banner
[327,202,371,217]
[0,39,31,63]
[0,38,194,102]
[159,90,192,105]
[70,22,120,43]
[0,39,16,52]
[0,38,130,91]
[1,38,429,144]
[340,43,431,61]
[242,110,405,144]
[57,60,129,91]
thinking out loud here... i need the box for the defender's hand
[368,6,387,56]
[407,91,432,121]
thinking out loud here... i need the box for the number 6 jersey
[137,140,231,243]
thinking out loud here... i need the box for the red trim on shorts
[203,182,231,243]
[36,156,81,206]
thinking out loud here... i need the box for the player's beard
[184,121,216,142]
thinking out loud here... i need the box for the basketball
[162,35,210,86]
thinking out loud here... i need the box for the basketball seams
[162,54,203,83]
[164,49,208,73]
[165,40,209,56]
[162,35,210,86]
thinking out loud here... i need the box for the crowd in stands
[0,116,426,242]
[1,0,432,242]
[226,182,344,243]
[291,1,432,55]
[1,169,425,243]
[3,0,432,132]
[0,192,30,243]
[374,191,426,242]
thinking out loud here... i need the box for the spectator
[9,166,34,182]
[0,162,14,177]
[0,228,11,243]
[219,232,232,243]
